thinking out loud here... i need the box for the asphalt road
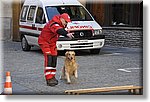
[1,40,143,95]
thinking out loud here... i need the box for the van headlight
[93,29,102,36]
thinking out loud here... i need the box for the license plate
[77,40,88,43]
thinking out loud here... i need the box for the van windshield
[46,6,93,21]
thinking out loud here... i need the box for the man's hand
[67,33,74,38]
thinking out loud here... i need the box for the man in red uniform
[38,13,74,86]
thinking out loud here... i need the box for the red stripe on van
[20,25,37,30]
[20,25,43,31]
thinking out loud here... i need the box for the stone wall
[103,27,143,48]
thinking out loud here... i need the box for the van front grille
[70,43,93,48]
[70,30,92,39]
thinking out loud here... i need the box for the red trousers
[39,44,58,80]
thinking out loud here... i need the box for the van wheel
[90,49,101,54]
[21,36,31,51]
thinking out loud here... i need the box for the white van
[19,0,105,54]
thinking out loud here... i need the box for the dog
[60,51,78,84]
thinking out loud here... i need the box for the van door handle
[32,24,35,28]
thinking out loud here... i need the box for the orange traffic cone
[4,71,12,95]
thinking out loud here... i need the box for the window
[112,4,123,25]
[20,6,29,21]
[35,7,46,24]
[46,6,93,21]
[111,3,143,27]
[27,6,36,22]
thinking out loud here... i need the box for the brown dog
[60,51,78,84]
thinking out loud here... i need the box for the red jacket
[38,15,69,55]
[38,15,66,47]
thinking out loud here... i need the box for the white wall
[0,0,13,41]
[0,0,12,18]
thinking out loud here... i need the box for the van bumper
[56,39,105,50]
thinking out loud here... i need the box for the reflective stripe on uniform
[45,51,51,54]
[45,72,56,76]
[45,67,56,70]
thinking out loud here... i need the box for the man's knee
[47,55,57,67]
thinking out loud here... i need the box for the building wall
[0,1,12,40]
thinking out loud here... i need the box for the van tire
[21,35,31,51]
[90,49,101,54]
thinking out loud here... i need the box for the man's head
[60,13,71,27]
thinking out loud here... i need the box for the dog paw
[67,81,71,84]
[75,76,78,79]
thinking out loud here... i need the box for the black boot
[46,77,58,86]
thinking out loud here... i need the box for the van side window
[35,7,46,24]
[27,6,36,22]
[20,6,29,21]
